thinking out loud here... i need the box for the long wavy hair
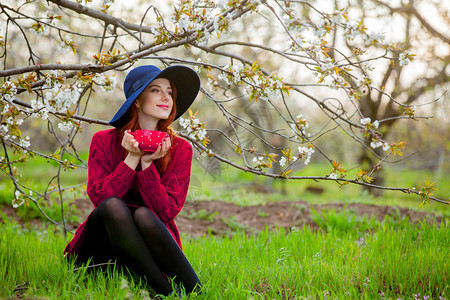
[118,81,178,174]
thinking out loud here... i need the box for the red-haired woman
[64,65,202,296]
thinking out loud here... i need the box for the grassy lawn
[0,153,448,299]
[0,218,448,299]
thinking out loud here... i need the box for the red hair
[118,81,178,174]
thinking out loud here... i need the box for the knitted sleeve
[137,140,192,223]
[86,131,137,207]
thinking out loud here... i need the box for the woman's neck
[138,116,159,131]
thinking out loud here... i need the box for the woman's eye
[151,88,159,93]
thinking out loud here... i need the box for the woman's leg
[77,197,173,295]
[133,207,202,294]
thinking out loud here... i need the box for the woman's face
[135,78,174,122]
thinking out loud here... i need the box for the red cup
[129,130,169,152]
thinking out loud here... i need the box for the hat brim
[109,65,200,128]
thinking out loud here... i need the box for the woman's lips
[157,105,169,110]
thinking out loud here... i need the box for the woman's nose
[162,91,171,101]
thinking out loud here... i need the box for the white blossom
[199,30,212,45]
[298,146,315,165]
[0,124,9,135]
[58,36,73,53]
[178,14,190,31]
[179,117,185,127]
[193,58,202,73]
[271,76,284,89]
[13,190,24,208]
[316,28,327,37]
[329,173,338,179]
[44,83,81,113]
[330,13,341,25]
[307,39,322,56]
[17,136,31,149]
[179,117,191,129]
[180,114,208,143]
[291,114,310,138]
[399,52,412,66]
[45,70,64,88]
[362,63,374,72]
[1,81,17,100]
[242,86,251,98]
[279,156,287,166]
[344,20,361,39]
[31,99,49,120]
[216,0,229,10]
[207,77,217,92]
[319,58,335,73]
[330,76,345,90]
[373,120,379,129]
[370,140,383,149]
[58,121,74,132]
[29,23,47,36]
[218,71,231,85]
[232,63,244,83]
[93,73,117,92]
[360,117,371,125]
[370,140,390,152]
[365,31,385,45]
[2,104,9,114]
[197,128,206,140]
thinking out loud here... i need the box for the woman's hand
[141,136,171,170]
[122,130,142,170]
[122,130,142,156]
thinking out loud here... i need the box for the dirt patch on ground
[1,198,441,236]
[176,200,442,237]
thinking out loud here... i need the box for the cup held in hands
[129,130,169,153]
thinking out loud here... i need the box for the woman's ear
[134,101,141,109]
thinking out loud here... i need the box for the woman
[64,65,202,296]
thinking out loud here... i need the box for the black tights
[77,197,201,296]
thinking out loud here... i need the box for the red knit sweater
[64,128,192,256]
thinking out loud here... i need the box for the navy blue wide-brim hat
[109,65,201,128]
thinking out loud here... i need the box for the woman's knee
[100,196,125,209]
[133,207,164,232]
[98,197,129,221]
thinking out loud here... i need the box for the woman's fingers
[140,136,171,164]
[151,138,171,158]
[122,132,142,155]
[161,137,171,155]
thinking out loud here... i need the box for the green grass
[0,223,153,299]
[1,218,448,299]
[1,151,448,298]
